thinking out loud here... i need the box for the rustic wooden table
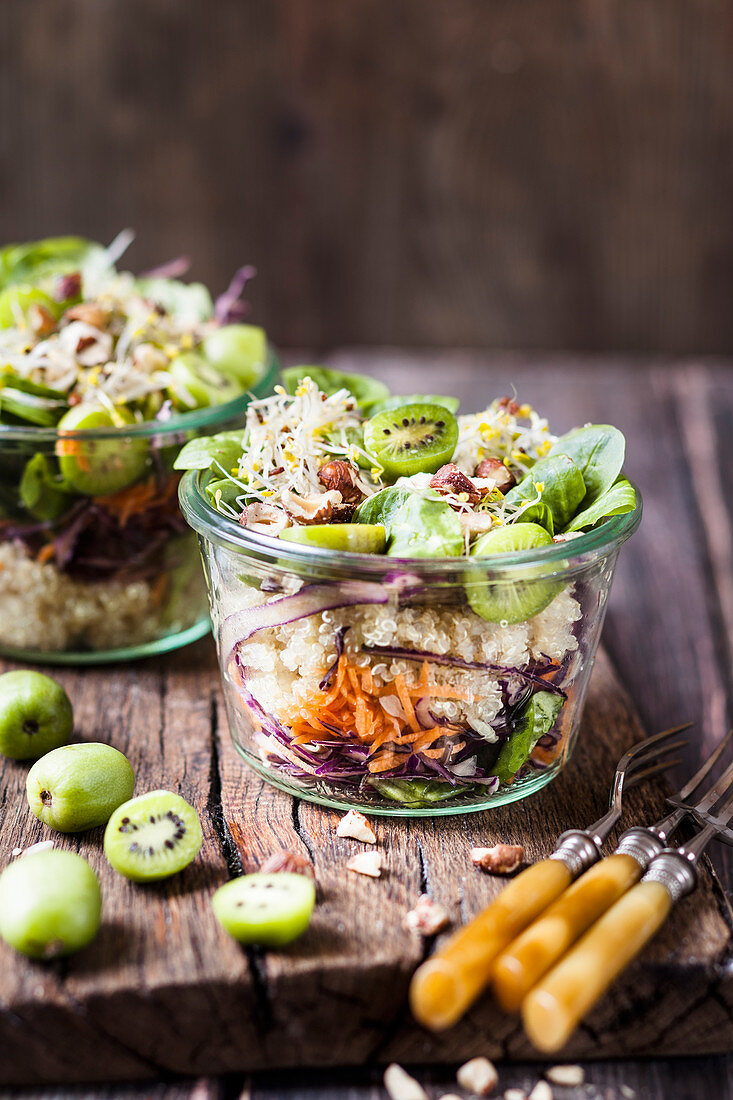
[3,352,733,1099]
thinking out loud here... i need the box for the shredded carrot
[278,654,476,767]
[36,543,55,565]
[94,475,178,527]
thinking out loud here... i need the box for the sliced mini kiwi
[466,522,560,623]
[279,523,387,554]
[212,872,316,947]
[103,790,203,881]
[56,405,148,496]
[363,402,459,478]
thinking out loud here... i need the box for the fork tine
[625,739,690,775]
[625,758,685,788]
[619,723,693,763]
[669,756,733,814]
[674,728,733,802]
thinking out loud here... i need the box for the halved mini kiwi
[466,522,560,623]
[363,402,459,478]
[103,790,203,881]
[212,872,315,947]
[279,523,387,554]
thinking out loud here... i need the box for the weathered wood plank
[1,354,733,1087]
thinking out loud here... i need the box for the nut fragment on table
[260,850,315,879]
[503,1090,527,1100]
[403,894,450,936]
[383,1062,429,1100]
[528,1083,553,1100]
[346,850,382,877]
[336,809,376,843]
[546,1066,584,1087]
[457,1056,499,1095]
[471,843,524,874]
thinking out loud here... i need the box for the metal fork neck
[551,829,604,877]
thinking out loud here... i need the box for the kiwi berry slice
[103,790,203,881]
[56,405,148,496]
[212,872,316,947]
[466,522,560,624]
[363,402,459,478]
[279,523,386,554]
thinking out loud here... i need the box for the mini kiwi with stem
[0,670,73,760]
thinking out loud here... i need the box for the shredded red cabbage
[214,265,256,325]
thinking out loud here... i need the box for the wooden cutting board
[0,639,731,1086]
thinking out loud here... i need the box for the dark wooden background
[2,1,733,353]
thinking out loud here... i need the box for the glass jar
[0,352,278,664]
[180,470,641,816]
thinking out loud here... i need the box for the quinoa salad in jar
[0,233,276,661]
[178,366,640,812]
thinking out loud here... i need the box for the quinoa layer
[0,540,204,652]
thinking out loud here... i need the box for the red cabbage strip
[138,256,191,279]
[214,264,256,324]
[221,574,420,662]
[319,627,349,690]
[363,645,566,696]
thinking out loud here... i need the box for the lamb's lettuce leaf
[0,237,107,290]
[355,484,463,558]
[491,691,563,784]
[369,778,468,805]
[504,454,586,532]
[550,425,625,507]
[174,430,245,472]
[565,476,637,532]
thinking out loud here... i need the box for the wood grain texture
[2,2,733,352]
[2,354,733,1097]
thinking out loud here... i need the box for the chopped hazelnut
[383,1063,428,1100]
[336,809,376,843]
[54,272,82,301]
[504,1091,527,1100]
[474,457,516,492]
[280,487,343,524]
[239,502,290,535]
[429,463,481,504]
[318,460,363,505]
[63,302,108,329]
[471,843,524,874]
[498,396,521,415]
[29,304,57,336]
[545,1066,584,1087]
[457,1057,499,1095]
[403,894,450,936]
[346,850,382,877]
[528,1084,553,1100]
[260,850,315,879]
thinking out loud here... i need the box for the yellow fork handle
[409,858,573,1031]
[493,853,643,1012]
[522,879,672,1053]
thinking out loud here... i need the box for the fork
[522,762,733,1052]
[492,727,733,1011]
[409,723,689,1031]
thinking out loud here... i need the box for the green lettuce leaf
[565,477,637,532]
[491,691,564,785]
[355,484,463,558]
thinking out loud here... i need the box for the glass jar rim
[179,467,643,577]
[0,346,278,442]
